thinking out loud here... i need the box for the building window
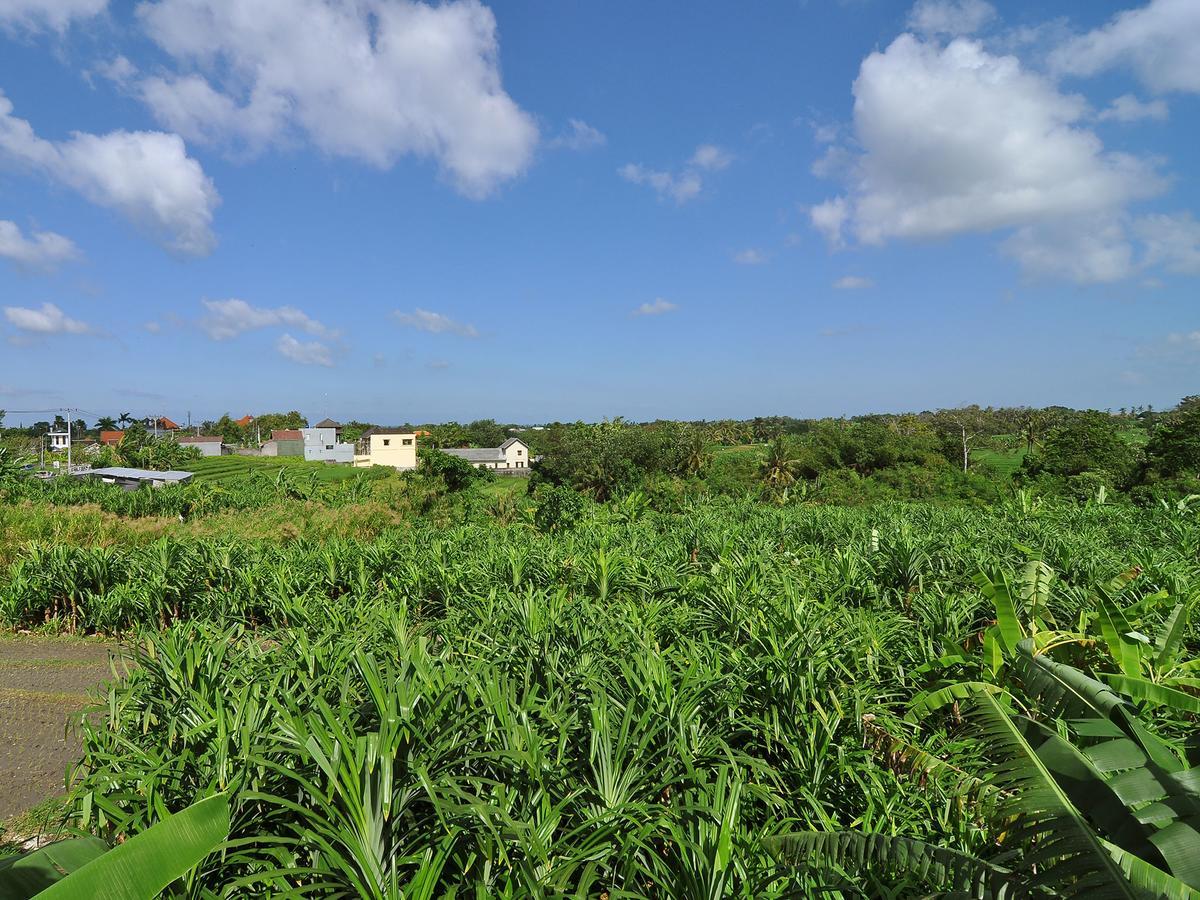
[517,449,523,455]
[402,438,413,445]
[383,439,391,447]
[325,445,333,450]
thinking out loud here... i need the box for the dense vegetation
[1,397,1199,896]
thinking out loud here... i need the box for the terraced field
[183,456,362,485]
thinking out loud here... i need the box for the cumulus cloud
[0,0,106,31]
[619,143,731,204]
[907,0,996,36]
[276,333,334,366]
[1134,213,1200,275]
[0,91,219,256]
[809,33,1167,282]
[200,298,335,340]
[632,298,678,317]
[833,275,874,289]
[133,0,538,197]
[1097,94,1169,123]
[548,119,606,151]
[733,248,768,265]
[1166,330,1200,350]
[91,55,137,87]
[1050,0,1200,95]
[3,302,94,335]
[0,221,79,271]
[689,144,733,171]
[392,308,479,337]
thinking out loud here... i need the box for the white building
[443,437,531,471]
[301,419,354,463]
[48,430,70,451]
[353,429,418,469]
[177,435,226,457]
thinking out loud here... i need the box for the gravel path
[0,637,120,821]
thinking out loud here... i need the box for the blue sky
[0,0,1197,425]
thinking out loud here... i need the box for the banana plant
[774,663,1200,898]
[0,793,229,899]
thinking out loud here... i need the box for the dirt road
[0,637,119,821]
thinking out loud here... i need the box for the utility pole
[65,408,72,474]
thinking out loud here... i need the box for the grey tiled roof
[442,447,504,462]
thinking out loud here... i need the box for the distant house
[100,430,124,446]
[76,467,193,490]
[48,430,70,451]
[143,416,179,432]
[302,419,353,463]
[261,429,304,457]
[177,435,226,457]
[235,414,255,428]
[443,437,531,471]
[353,428,417,470]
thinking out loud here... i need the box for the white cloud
[810,34,1166,282]
[276,333,333,367]
[619,143,731,204]
[1002,218,1136,284]
[618,164,701,204]
[1097,94,1169,123]
[733,248,768,265]
[1135,213,1200,275]
[907,0,996,36]
[1050,0,1200,94]
[0,91,219,256]
[548,119,606,151]
[143,320,162,333]
[632,298,678,317]
[0,221,79,271]
[689,144,732,171]
[392,308,478,337]
[200,298,335,340]
[0,0,106,31]
[3,302,93,334]
[810,197,850,247]
[91,55,137,87]
[134,0,538,198]
[1166,330,1200,350]
[833,275,874,289]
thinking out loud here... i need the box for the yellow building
[353,429,418,470]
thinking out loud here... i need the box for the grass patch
[0,796,71,854]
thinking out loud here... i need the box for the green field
[183,455,363,484]
[970,446,1026,476]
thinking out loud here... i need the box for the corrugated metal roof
[83,467,194,481]
[442,448,504,462]
[177,436,222,443]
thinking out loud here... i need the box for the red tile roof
[270,430,302,441]
[235,415,254,427]
[100,430,124,445]
[156,416,180,430]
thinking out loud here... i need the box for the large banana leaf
[5,793,230,900]
[0,836,109,898]
[968,692,1139,899]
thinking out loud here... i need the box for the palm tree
[117,411,134,427]
[759,436,800,494]
[96,416,117,431]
